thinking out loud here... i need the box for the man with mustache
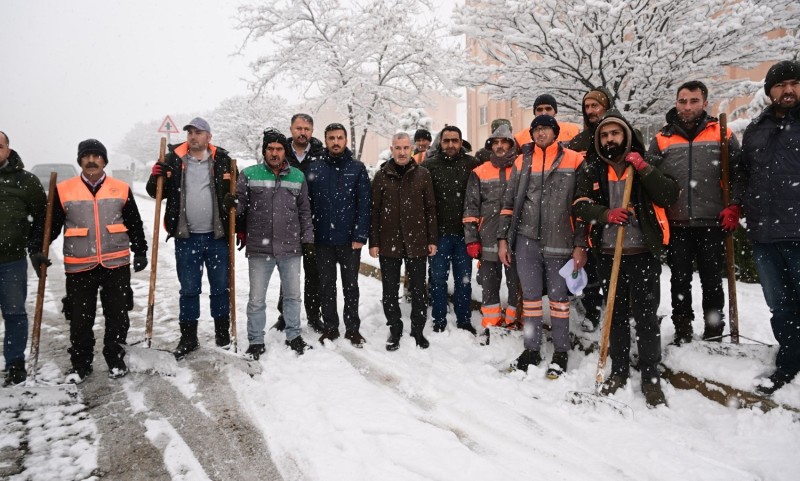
[649,81,742,345]
[147,117,237,359]
[51,139,148,383]
[735,60,800,396]
[573,112,679,407]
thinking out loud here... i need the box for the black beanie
[77,139,108,165]
[414,129,432,142]
[530,115,560,138]
[533,94,558,114]
[262,128,287,158]
[765,60,800,95]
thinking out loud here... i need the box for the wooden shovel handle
[146,138,167,348]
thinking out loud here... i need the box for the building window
[479,105,488,126]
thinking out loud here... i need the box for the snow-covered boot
[173,323,199,360]
[671,315,693,346]
[3,360,27,387]
[246,343,266,361]
[286,336,312,355]
[642,381,667,408]
[546,351,569,379]
[386,325,402,352]
[214,317,231,348]
[514,349,541,372]
[411,331,429,349]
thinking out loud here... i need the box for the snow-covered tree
[453,0,800,124]
[397,108,433,134]
[235,0,459,160]
[117,119,171,168]
[207,94,291,163]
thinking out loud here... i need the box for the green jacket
[0,150,47,263]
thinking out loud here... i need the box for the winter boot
[755,371,793,396]
[245,343,266,361]
[3,360,27,387]
[307,318,325,334]
[642,381,667,408]
[108,358,129,380]
[457,323,478,336]
[173,323,200,360]
[411,331,430,349]
[480,328,490,346]
[671,315,694,346]
[271,318,286,332]
[214,317,231,348]
[702,311,725,342]
[319,329,340,344]
[345,329,367,348]
[514,349,542,372]
[432,324,446,333]
[546,351,569,380]
[65,365,93,385]
[386,325,402,352]
[600,373,628,396]
[580,308,601,333]
[286,336,312,355]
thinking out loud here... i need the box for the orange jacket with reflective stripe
[57,176,131,273]
[463,159,513,261]
[514,122,581,150]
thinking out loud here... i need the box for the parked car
[29,163,79,192]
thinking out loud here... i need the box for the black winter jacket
[0,151,47,263]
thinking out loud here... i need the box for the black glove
[29,252,52,278]
[223,193,238,212]
[133,256,148,272]
[302,243,315,256]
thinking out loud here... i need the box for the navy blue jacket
[307,148,371,246]
[735,103,800,243]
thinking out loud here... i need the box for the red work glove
[151,162,169,177]
[236,232,247,251]
[719,205,741,232]
[466,242,482,259]
[625,152,648,172]
[606,208,630,225]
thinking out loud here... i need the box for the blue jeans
[0,259,28,367]
[753,241,800,377]
[247,255,302,344]
[429,234,473,328]
[174,233,230,323]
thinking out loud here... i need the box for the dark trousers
[379,255,427,333]
[581,251,604,322]
[66,265,131,370]
[666,226,725,326]
[316,245,361,332]
[278,246,322,323]
[598,253,662,385]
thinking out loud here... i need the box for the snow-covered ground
[1,183,798,480]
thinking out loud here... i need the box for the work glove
[625,152,648,172]
[605,208,631,226]
[223,193,238,212]
[466,241,482,259]
[133,256,148,272]
[719,204,741,232]
[151,162,170,177]
[236,232,247,250]
[302,243,315,256]
[29,252,52,278]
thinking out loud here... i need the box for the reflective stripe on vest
[58,176,131,273]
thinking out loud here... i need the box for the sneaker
[386,327,402,352]
[271,318,286,332]
[546,351,569,380]
[514,349,541,372]
[319,330,341,344]
[411,332,429,349]
[600,374,628,396]
[642,382,667,408]
[108,359,129,380]
[245,344,266,361]
[307,318,325,335]
[3,361,27,387]
[457,324,477,336]
[285,336,312,355]
[345,330,366,348]
[65,366,93,384]
[755,371,793,396]
[432,324,446,333]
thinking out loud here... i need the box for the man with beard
[514,94,582,148]
[308,123,371,347]
[370,133,438,351]
[734,60,800,396]
[273,113,325,334]
[649,81,742,345]
[573,113,678,407]
[52,139,148,383]
[463,124,521,343]
[497,116,586,378]
[422,126,481,334]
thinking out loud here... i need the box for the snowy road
[1,184,799,480]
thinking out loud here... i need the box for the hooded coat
[567,87,616,153]
[0,150,47,263]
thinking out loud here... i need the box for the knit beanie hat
[77,139,108,165]
[764,60,800,95]
[413,129,432,142]
[529,115,560,138]
[533,94,558,114]
[262,128,288,158]
[583,90,611,110]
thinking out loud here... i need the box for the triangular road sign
[158,115,180,134]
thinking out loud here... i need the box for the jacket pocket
[65,227,89,237]
[106,224,128,234]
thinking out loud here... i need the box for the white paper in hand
[558,260,588,296]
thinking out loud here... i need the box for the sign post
[157,115,180,144]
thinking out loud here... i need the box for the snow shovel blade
[204,347,263,377]
[125,344,178,376]
[565,390,634,419]
[0,383,80,410]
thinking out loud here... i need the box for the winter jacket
[567,87,616,153]
[422,151,480,237]
[650,109,742,227]
[146,142,236,240]
[0,150,47,264]
[50,175,147,271]
[734,103,800,243]
[235,161,313,258]
[287,137,325,174]
[307,148,371,246]
[573,112,679,256]
[369,160,437,258]
[498,142,585,257]
[514,122,582,150]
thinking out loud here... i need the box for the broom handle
[29,172,57,381]
[146,138,167,348]
[228,159,238,353]
[719,114,739,344]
